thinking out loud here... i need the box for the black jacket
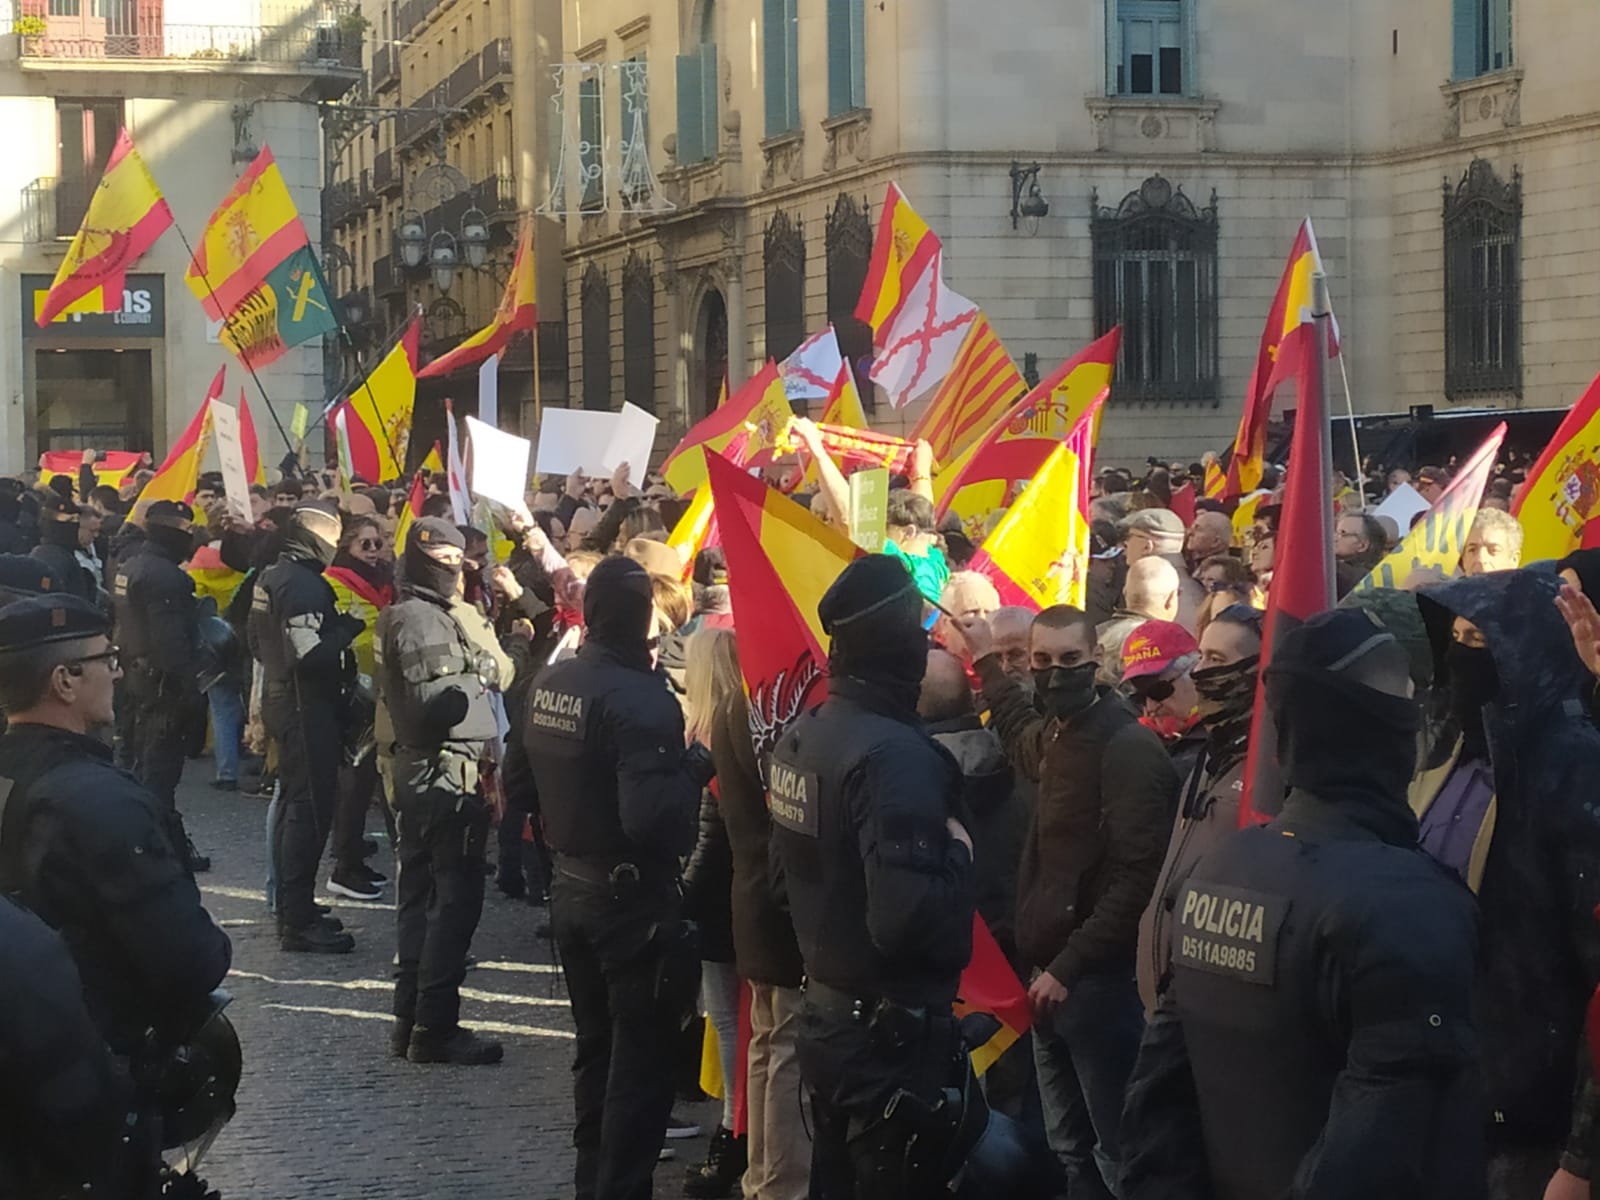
[977,656,1180,984]
[682,786,735,963]
[111,540,197,676]
[1122,790,1484,1200]
[1417,568,1600,1157]
[0,518,30,555]
[522,641,700,873]
[374,586,501,752]
[248,554,357,707]
[927,714,1026,964]
[30,539,95,604]
[0,724,232,1055]
[712,689,803,988]
[768,676,974,1006]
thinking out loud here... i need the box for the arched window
[763,210,806,365]
[622,252,656,413]
[1091,174,1219,405]
[581,264,612,411]
[1444,159,1521,401]
[825,192,873,405]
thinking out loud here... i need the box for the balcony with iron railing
[373,148,398,196]
[480,36,510,87]
[370,38,396,90]
[20,176,102,242]
[373,254,399,297]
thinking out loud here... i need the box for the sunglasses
[1131,676,1177,703]
[356,537,383,551]
[66,644,120,673]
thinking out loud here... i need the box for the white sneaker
[327,871,383,901]
[664,1116,702,1140]
[658,1147,677,1162]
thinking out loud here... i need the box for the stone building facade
[552,0,1600,467]
[0,1,358,474]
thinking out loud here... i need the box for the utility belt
[803,978,934,1052]
[554,851,664,888]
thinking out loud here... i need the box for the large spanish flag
[38,451,147,493]
[1512,371,1600,561]
[663,362,793,495]
[1227,219,1338,497]
[335,316,420,482]
[854,183,938,344]
[968,391,1104,611]
[911,313,1027,464]
[935,328,1120,536]
[139,367,225,505]
[37,127,173,327]
[419,219,536,377]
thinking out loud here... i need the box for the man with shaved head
[1097,558,1182,685]
[1184,512,1233,573]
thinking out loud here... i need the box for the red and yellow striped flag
[393,470,427,553]
[1512,371,1600,561]
[336,317,419,482]
[238,389,266,486]
[37,127,173,327]
[185,146,315,322]
[139,367,224,505]
[419,219,536,377]
[854,183,938,345]
[912,314,1027,464]
[663,363,793,496]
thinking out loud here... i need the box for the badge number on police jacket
[1173,881,1288,986]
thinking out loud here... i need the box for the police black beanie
[818,554,927,698]
[583,554,654,650]
[818,554,920,641]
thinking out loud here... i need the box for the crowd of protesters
[2,426,1600,1200]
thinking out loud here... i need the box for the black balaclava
[403,517,465,600]
[1033,660,1099,721]
[819,555,929,716]
[583,554,655,670]
[38,493,81,551]
[1263,608,1421,846]
[145,501,197,562]
[1445,641,1499,761]
[281,502,341,570]
[1193,653,1259,761]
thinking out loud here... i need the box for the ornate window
[1444,159,1521,401]
[763,210,807,365]
[1452,0,1512,80]
[581,264,612,411]
[622,252,656,414]
[825,192,873,405]
[1107,0,1191,96]
[1091,174,1219,406]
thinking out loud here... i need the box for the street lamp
[343,291,368,325]
[397,209,427,268]
[460,208,490,269]
[1009,161,1050,230]
[429,230,459,293]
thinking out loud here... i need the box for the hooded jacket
[1417,569,1600,1160]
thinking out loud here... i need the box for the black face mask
[147,523,196,563]
[404,547,461,599]
[1192,655,1260,726]
[1033,661,1099,721]
[1446,642,1499,760]
[40,518,79,550]
[830,596,929,716]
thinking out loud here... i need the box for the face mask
[1032,661,1099,720]
[147,522,196,562]
[406,549,462,598]
[1446,642,1498,759]
[1192,655,1260,724]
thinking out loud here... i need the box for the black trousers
[391,754,489,1031]
[332,754,379,876]
[496,783,552,897]
[552,868,690,1200]
[264,691,342,930]
[128,666,188,815]
[798,1004,964,1200]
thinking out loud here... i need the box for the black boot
[407,1026,503,1065]
[279,921,355,953]
[389,1020,414,1058]
[683,1126,746,1199]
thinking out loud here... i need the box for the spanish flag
[335,317,420,482]
[38,451,147,493]
[238,389,266,485]
[393,470,426,553]
[139,367,224,505]
[954,915,1032,1077]
[911,313,1027,464]
[968,391,1104,612]
[1227,219,1338,498]
[854,183,937,344]
[935,328,1120,536]
[1512,371,1600,561]
[419,219,537,377]
[662,362,794,496]
[37,127,173,327]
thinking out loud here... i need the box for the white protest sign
[208,401,253,524]
[1373,483,1429,535]
[478,354,499,428]
[465,414,531,510]
[534,403,660,484]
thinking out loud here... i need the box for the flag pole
[166,221,296,458]
[1336,352,1365,509]
[334,313,411,481]
[1312,272,1337,609]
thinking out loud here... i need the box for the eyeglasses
[66,645,120,673]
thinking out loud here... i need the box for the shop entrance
[33,347,155,458]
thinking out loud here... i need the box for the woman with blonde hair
[679,626,750,1195]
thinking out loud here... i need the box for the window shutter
[848,0,865,109]
[786,0,801,128]
[579,74,602,206]
[827,0,849,115]
[1451,0,1478,79]
[699,43,720,161]
[677,52,704,164]
[764,0,786,136]
[1490,0,1511,70]
[1105,0,1121,96]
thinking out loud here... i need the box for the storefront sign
[22,274,165,338]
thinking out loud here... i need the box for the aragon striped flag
[185,145,337,369]
[37,127,173,327]
[912,313,1027,464]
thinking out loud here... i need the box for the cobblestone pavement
[181,761,716,1199]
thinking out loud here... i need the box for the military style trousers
[552,865,694,1200]
[264,690,342,930]
[391,751,490,1032]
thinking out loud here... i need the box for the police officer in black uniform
[249,501,363,953]
[768,555,979,1199]
[374,518,510,1066]
[30,489,98,603]
[522,554,709,1200]
[111,499,209,873]
[0,594,233,1053]
[1121,608,1484,1200]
